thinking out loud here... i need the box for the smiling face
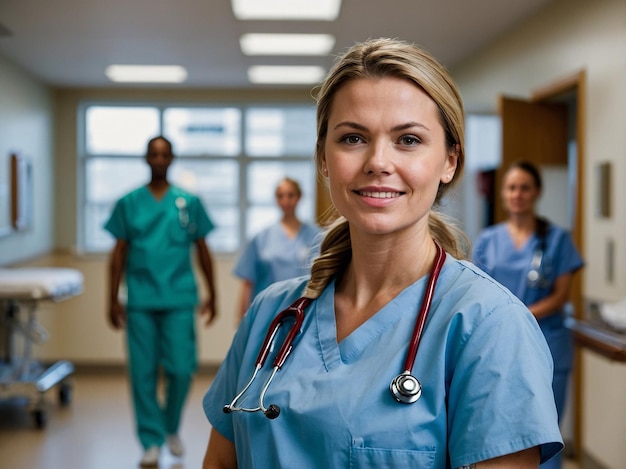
[275,179,301,217]
[321,77,458,239]
[501,167,541,217]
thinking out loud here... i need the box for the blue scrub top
[473,223,583,370]
[233,222,321,298]
[105,185,214,309]
[204,256,563,468]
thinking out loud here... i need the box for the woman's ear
[441,144,459,183]
[321,157,329,177]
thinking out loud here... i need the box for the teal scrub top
[105,185,214,309]
[204,256,563,468]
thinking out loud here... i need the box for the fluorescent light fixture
[248,66,326,84]
[105,65,188,83]
[232,0,341,20]
[240,34,335,56]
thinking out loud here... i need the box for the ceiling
[0,0,553,90]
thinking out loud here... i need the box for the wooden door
[499,87,586,459]
[496,96,569,223]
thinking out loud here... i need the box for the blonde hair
[276,177,302,198]
[304,38,469,299]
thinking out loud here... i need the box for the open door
[495,96,569,223]
[499,72,587,461]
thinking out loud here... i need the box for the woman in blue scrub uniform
[473,161,584,469]
[202,38,564,468]
[233,177,320,321]
[106,136,218,467]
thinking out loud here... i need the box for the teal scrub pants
[126,308,197,449]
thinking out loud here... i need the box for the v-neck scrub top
[105,185,214,310]
[234,222,321,298]
[472,223,583,371]
[204,256,563,468]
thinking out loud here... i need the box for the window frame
[77,100,318,255]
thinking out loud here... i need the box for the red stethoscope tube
[224,242,446,416]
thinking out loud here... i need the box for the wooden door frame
[532,69,586,460]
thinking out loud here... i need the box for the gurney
[0,267,84,428]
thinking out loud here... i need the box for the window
[79,104,318,253]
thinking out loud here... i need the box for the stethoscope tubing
[224,296,311,418]
[224,242,447,416]
[401,243,446,374]
[255,297,311,369]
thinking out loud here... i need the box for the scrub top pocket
[349,445,436,468]
[169,224,190,245]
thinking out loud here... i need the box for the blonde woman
[202,38,563,468]
[234,177,320,320]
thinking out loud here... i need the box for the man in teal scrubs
[105,136,218,467]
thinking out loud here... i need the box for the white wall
[0,54,54,264]
[451,0,626,466]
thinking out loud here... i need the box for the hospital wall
[0,53,55,265]
[0,0,625,466]
[451,0,626,467]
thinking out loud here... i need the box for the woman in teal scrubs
[473,161,584,469]
[202,38,563,468]
[105,136,218,467]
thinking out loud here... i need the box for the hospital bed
[0,267,83,428]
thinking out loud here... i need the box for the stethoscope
[175,197,189,228]
[223,242,447,419]
[526,237,550,288]
[175,196,198,235]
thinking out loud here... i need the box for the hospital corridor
[2,0,626,468]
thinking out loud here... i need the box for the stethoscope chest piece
[390,372,422,404]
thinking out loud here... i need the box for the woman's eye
[399,135,420,146]
[341,135,363,145]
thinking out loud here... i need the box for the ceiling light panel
[247,66,326,85]
[232,0,341,20]
[240,34,335,56]
[105,65,188,83]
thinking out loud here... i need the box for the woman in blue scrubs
[473,161,584,469]
[203,38,564,468]
[105,136,218,467]
[233,177,320,321]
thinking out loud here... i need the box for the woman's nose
[363,142,392,175]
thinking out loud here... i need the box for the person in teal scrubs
[105,136,218,467]
[201,38,563,468]
[234,177,321,320]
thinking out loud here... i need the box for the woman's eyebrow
[332,121,367,131]
[392,122,430,132]
[332,121,430,132]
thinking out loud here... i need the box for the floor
[0,372,214,469]
[0,372,582,469]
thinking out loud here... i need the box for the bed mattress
[0,268,84,300]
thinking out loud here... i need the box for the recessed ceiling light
[232,0,341,20]
[247,66,326,85]
[105,65,188,83]
[240,34,335,56]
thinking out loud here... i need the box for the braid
[304,218,351,299]
[429,211,471,260]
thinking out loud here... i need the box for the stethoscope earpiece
[264,404,281,419]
